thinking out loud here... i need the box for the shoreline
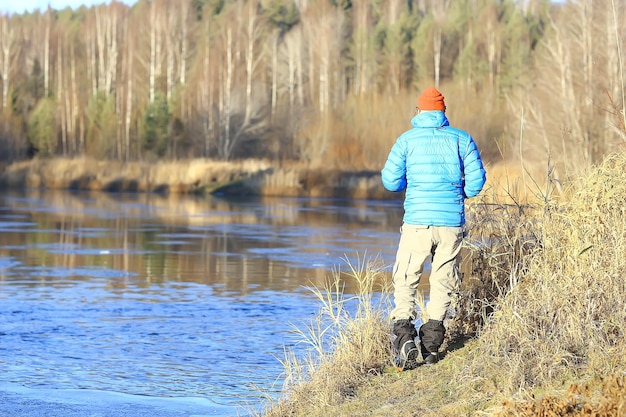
[0,157,397,200]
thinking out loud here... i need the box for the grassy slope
[261,153,626,417]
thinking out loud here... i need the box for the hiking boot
[419,338,440,365]
[397,340,420,371]
[419,319,445,354]
[422,352,439,365]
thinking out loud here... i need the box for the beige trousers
[390,223,463,322]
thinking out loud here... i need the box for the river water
[0,189,407,416]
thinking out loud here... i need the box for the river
[0,189,408,416]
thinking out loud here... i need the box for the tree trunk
[58,41,67,156]
[107,8,118,95]
[271,30,278,119]
[354,1,369,96]
[149,0,158,102]
[70,42,79,154]
[180,0,188,85]
[430,0,450,88]
[44,9,51,97]
[201,16,213,158]
[87,25,97,96]
[222,26,233,159]
[0,16,15,110]
[433,26,441,88]
[95,7,106,92]
[166,13,175,102]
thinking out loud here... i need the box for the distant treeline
[0,0,624,176]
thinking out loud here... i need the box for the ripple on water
[0,277,318,413]
[0,191,405,416]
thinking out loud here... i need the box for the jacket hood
[411,110,450,129]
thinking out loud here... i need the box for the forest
[0,0,624,181]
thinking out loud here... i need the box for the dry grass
[0,156,549,203]
[445,157,560,340]
[261,254,394,416]
[469,153,626,400]
[0,157,274,193]
[495,374,626,417]
[260,152,626,416]
[480,160,563,206]
[0,157,393,198]
[298,91,415,171]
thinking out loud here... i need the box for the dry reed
[469,152,626,413]
[261,152,626,416]
[261,254,394,416]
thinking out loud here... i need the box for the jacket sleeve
[461,136,486,198]
[381,138,407,192]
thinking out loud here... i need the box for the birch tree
[237,0,265,136]
[430,0,451,88]
[263,0,299,117]
[165,0,178,102]
[298,0,346,162]
[57,27,67,155]
[351,0,373,96]
[121,14,136,161]
[283,24,304,108]
[44,7,52,98]
[200,14,215,157]
[0,14,18,110]
[379,0,414,94]
[148,0,166,103]
[606,0,626,137]
[510,0,624,175]
[216,16,235,159]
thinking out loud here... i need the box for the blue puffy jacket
[381,110,486,227]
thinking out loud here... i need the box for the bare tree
[608,0,626,136]
[165,0,179,102]
[381,0,412,95]
[0,14,18,110]
[508,0,626,176]
[239,0,265,132]
[218,22,234,159]
[57,32,67,155]
[123,21,135,161]
[299,0,346,162]
[179,0,190,86]
[430,0,451,88]
[201,16,215,157]
[352,1,372,96]
[148,0,166,103]
[70,41,81,154]
[212,0,267,160]
[283,26,304,108]
[303,1,344,116]
[44,7,52,98]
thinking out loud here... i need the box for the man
[381,86,486,370]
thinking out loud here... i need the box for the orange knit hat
[417,86,446,111]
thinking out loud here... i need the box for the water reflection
[0,189,405,415]
[0,190,403,293]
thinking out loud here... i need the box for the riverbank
[260,153,626,416]
[0,157,393,199]
[0,157,541,204]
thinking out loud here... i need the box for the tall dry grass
[299,92,416,171]
[261,153,626,416]
[0,157,274,193]
[466,152,626,413]
[0,157,394,198]
[261,255,394,416]
[445,158,560,341]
